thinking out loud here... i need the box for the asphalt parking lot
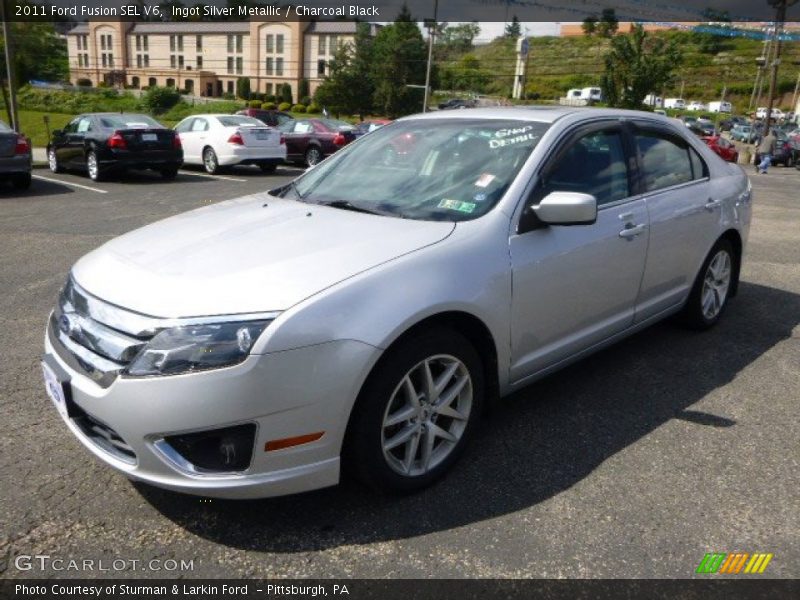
[0,162,798,579]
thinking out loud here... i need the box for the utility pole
[679,79,685,100]
[422,0,439,113]
[0,2,19,131]
[764,0,798,129]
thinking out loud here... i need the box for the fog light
[164,423,256,473]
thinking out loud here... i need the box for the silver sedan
[42,107,751,498]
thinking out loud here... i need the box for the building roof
[305,21,381,35]
[131,22,251,34]
[67,23,89,35]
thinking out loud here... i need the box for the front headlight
[126,320,271,377]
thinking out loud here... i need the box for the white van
[644,94,663,108]
[708,101,732,113]
[664,98,686,110]
[567,87,602,101]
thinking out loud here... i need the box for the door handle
[704,199,722,212]
[619,223,647,239]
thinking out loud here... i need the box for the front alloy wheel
[86,150,102,181]
[345,329,483,493]
[381,355,473,477]
[203,147,219,174]
[701,250,731,321]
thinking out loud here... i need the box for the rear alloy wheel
[86,150,103,181]
[203,147,219,174]
[682,239,734,329]
[11,173,32,190]
[48,148,62,173]
[345,329,483,493]
[305,146,322,167]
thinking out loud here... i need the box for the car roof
[400,106,691,125]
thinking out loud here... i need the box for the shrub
[249,99,262,108]
[300,96,312,107]
[261,102,277,110]
[299,78,310,102]
[142,86,182,114]
[265,94,277,103]
[278,102,292,112]
[291,103,307,113]
[306,103,321,114]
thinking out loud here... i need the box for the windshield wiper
[316,200,384,216]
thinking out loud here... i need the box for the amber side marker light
[265,432,325,452]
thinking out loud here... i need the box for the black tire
[344,328,484,494]
[681,239,736,330]
[160,167,179,180]
[203,147,219,174]
[48,147,62,173]
[259,163,277,174]
[11,173,32,190]
[86,150,103,181]
[305,146,322,167]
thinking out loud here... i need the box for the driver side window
[541,130,630,206]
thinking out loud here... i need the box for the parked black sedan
[47,113,183,181]
[0,120,32,190]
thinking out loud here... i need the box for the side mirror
[533,191,597,225]
[51,129,63,137]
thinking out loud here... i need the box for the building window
[83,53,89,67]
[276,57,283,76]
[319,36,326,55]
[236,56,242,74]
[109,54,114,68]
[170,55,176,68]
[101,36,106,50]
[149,77,157,87]
[77,36,82,50]
[78,54,83,67]
[143,35,148,51]
[196,55,203,69]
[102,54,107,67]
[266,83,273,95]
[329,35,338,52]
[144,54,149,67]
[196,35,202,51]
[265,57,273,75]
[132,76,140,88]
[137,55,142,68]
[136,35,141,51]
[227,57,234,74]
[227,81,234,94]
[170,35,183,52]
[179,55,184,69]
[166,78,175,88]
[227,35,234,53]
[236,35,243,53]
[266,34,274,53]
[318,60,325,77]
[82,35,88,50]
[276,34,284,54]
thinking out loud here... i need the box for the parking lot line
[179,170,248,183]
[33,174,108,194]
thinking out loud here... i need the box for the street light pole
[0,1,19,131]
[422,0,439,113]
[764,0,797,128]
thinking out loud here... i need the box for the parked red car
[702,135,738,163]
[277,118,356,166]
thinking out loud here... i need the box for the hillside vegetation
[466,30,800,112]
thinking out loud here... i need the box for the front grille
[72,408,137,464]
[50,277,158,388]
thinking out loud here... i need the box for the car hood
[72,193,455,317]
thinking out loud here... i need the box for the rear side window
[542,129,630,206]
[635,131,696,192]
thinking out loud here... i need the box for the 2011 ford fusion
[42,107,752,498]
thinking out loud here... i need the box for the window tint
[635,131,694,192]
[191,118,208,132]
[543,130,629,206]
[294,121,314,134]
[64,118,80,134]
[689,147,707,180]
[77,118,92,133]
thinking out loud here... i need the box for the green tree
[236,77,251,100]
[315,22,376,117]
[505,16,521,38]
[600,24,682,109]
[280,83,293,104]
[582,16,598,36]
[0,21,68,86]
[371,4,428,116]
[438,22,481,56]
[597,9,619,38]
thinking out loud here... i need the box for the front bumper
[43,328,380,499]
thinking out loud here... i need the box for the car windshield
[284,118,549,222]
[99,115,162,129]
[217,116,264,127]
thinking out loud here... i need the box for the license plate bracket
[42,361,70,421]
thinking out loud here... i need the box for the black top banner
[5,0,800,23]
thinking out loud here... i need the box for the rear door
[509,121,649,382]
[631,123,720,322]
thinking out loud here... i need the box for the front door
[509,123,649,382]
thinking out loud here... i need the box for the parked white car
[174,114,287,174]
[664,98,686,110]
[707,101,732,114]
[566,87,603,101]
[687,101,707,112]
[755,107,784,120]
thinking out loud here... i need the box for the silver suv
[42,108,752,498]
